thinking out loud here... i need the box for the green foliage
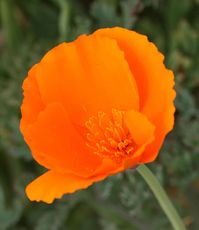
[0,0,199,229]
[0,188,24,230]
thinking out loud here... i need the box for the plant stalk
[137,164,186,230]
[0,0,20,53]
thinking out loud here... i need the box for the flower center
[85,109,136,163]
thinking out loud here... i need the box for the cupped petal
[22,102,102,177]
[21,32,141,179]
[123,110,155,168]
[20,65,45,132]
[94,27,175,162]
[124,110,155,146]
[141,87,175,163]
[26,170,106,203]
[34,34,139,126]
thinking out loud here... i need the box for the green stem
[56,0,71,42]
[0,0,20,53]
[137,164,186,230]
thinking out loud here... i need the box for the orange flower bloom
[20,27,175,203]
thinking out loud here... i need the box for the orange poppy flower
[20,27,175,203]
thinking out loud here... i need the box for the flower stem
[137,164,186,230]
[56,0,71,42]
[0,0,20,53]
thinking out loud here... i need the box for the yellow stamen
[85,109,136,163]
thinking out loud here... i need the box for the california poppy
[20,27,175,203]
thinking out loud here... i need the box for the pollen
[85,109,136,163]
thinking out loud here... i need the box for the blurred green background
[0,0,199,229]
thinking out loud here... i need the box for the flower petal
[95,27,175,162]
[26,170,106,203]
[124,110,155,146]
[20,65,45,131]
[34,34,139,125]
[23,102,102,177]
[123,110,155,168]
